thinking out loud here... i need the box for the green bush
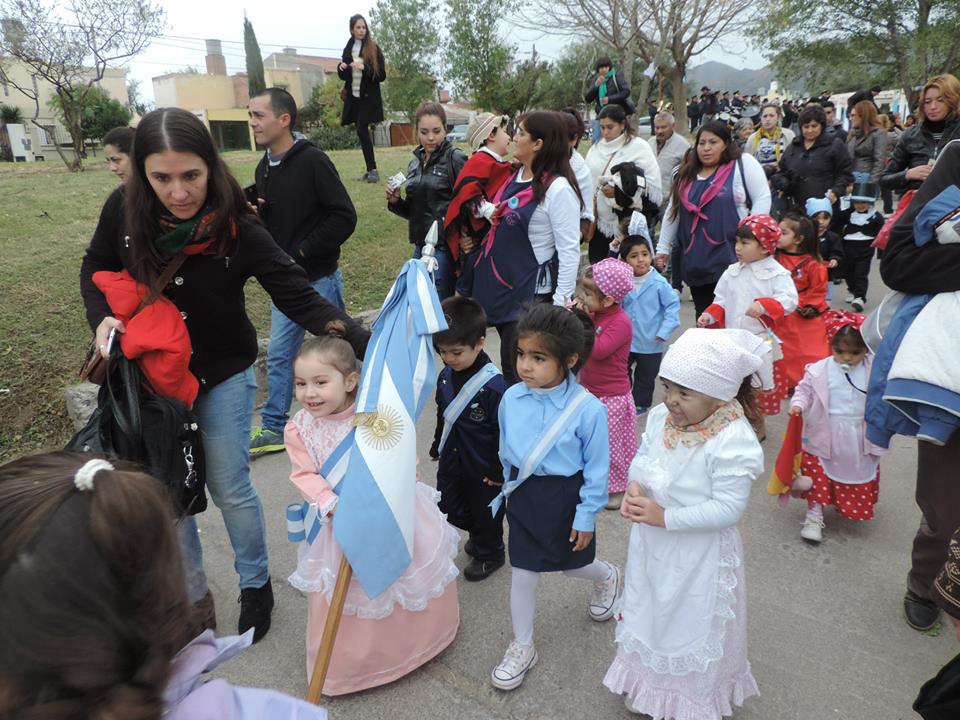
[1,104,24,125]
[310,125,360,151]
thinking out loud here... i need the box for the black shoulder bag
[67,338,207,517]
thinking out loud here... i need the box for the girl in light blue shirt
[489,303,622,692]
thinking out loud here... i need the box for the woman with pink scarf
[655,121,771,317]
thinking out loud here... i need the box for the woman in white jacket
[585,104,662,263]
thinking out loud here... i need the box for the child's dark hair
[435,296,487,348]
[780,212,821,260]
[736,377,761,424]
[619,234,653,260]
[735,223,759,242]
[0,451,191,718]
[831,324,867,351]
[295,334,360,378]
[515,303,595,375]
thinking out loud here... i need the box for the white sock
[510,567,539,646]
[563,559,611,583]
[807,502,824,519]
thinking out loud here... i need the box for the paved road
[197,277,955,720]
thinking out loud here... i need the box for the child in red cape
[444,113,514,296]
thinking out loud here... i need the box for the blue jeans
[592,118,601,142]
[180,366,269,591]
[177,516,209,603]
[261,270,345,433]
[413,244,455,301]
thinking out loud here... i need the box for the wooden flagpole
[307,554,353,704]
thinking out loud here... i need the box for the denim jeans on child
[413,243,455,301]
[178,367,270,594]
[261,270,345,434]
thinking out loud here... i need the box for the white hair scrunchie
[74,458,115,492]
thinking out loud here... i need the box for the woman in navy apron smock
[467,111,583,384]
[655,121,771,318]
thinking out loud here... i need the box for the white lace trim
[287,484,459,620]
[317,495,338,518]
[613,527,740,675]
[605,657,759,720]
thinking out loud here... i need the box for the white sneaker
[800,513,825,543]
[589,561,621,621]
[851,297,865,312]
[491,640,538,690]
[845,293,855,304]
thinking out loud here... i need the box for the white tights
[510,562,611,646]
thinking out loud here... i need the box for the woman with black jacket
[79,108,369,644]
[773,104,853,212]
[881,74,960,193]
[387,101,467,300]
[338,14,386,183]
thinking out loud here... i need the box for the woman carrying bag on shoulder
[338,14,386,183]
[79,107,370,646]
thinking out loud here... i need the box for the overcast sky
[125,3,767,103]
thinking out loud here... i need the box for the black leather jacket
[880,117,960,191]
[388,138,467,246]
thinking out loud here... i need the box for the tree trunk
[666,67,688,134]
[29,118,73,170]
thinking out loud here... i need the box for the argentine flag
[332,259,447,598]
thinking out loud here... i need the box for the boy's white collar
[479,146,504,162]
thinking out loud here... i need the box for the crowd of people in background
[4,25,960,717]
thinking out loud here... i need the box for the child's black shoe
[464,556,505,581]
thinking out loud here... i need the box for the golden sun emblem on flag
[354,405,404,450]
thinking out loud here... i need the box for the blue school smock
[498,373,609,533]
[621,268,681,354]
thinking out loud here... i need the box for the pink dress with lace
[284,405,460,696]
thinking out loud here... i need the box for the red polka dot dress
[791,356,883,521]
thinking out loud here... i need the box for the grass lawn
[0,144,427,461]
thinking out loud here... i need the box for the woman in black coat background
[338,14,386,183]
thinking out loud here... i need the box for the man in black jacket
[247,87,358,455]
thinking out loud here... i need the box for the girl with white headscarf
[603,328,766,719]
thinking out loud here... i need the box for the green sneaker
[249,426,284,456]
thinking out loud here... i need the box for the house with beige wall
[152,41,337,151]
[0,58,127,161]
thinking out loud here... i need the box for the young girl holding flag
[284,336,459,694]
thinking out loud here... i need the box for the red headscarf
[739,213,782,254]
[823,309,865,343]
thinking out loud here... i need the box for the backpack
[67,346,207,516]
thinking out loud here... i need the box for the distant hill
[687,62,775,95]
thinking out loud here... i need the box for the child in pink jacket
[575,258,636,509]
[788,311,886,543]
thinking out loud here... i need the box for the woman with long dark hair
[584,103,662,264]
[468,111,583,383]
[338,14,386,183]
[79,108,369,644]
[387,101,467,300]
[847,99,887,186]
[655,120,771,316]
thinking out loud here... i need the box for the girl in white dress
[604,328,766,719]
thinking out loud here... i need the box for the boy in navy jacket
[429,297,508,581]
